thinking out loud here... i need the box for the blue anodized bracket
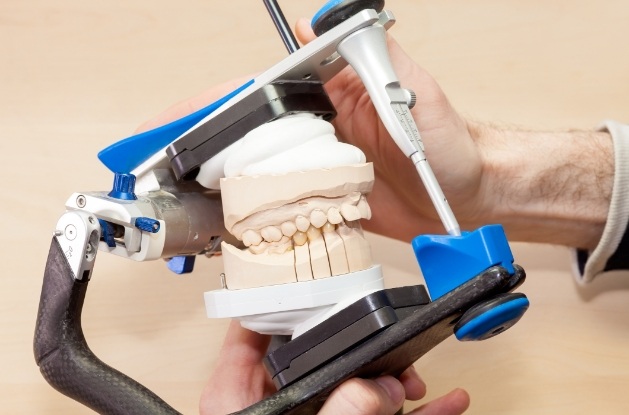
[412,224,515,300]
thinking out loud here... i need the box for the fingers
[134,16,317,136]
[407,388,470,415]
[295,17,317,45]
[399,366,426,401]
[217,320,270,367]
[318,376,405,415]
[135,74,253,134]
[200,321,275,415]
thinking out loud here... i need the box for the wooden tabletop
[2,0,629,413]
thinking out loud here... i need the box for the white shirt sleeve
[574,120,629,283]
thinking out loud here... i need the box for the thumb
[295,17,317,45]
[200,321,274,414]
[135,75,252,133]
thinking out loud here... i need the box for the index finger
[135,75,253,134]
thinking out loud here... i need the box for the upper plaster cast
[196,114,366,189]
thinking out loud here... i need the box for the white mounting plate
[204,265,384,318]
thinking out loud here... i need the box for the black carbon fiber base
[35,236,524,415]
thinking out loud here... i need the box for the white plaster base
[204,265,384,336]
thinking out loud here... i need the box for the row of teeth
[220,219,372,290]
[241,200,371,252]
[245,222,349,255]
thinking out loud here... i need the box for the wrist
[471,123,613,250]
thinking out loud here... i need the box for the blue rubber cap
[412,225,515,300]
[455,295,530,341]
[98,80,253,174]
[167,256,196,275]
[312,0,345,27]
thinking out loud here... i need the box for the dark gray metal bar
[263,0,300,54]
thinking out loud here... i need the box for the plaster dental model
[201,114,386,337]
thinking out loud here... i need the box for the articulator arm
[35,1,530,414]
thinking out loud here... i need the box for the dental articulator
[34,1,529,413]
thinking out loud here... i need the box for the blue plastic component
[454,296,530,341]
[97,80,254,174]
[134,217,160,233]
[108,172,137,200]
[412,224,514,300]
[311,0,345,27]
[98,219,116,248]
[167,256,196,274]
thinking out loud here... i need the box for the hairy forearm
[472,123,614,250]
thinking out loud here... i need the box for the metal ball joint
[311,0,385,36]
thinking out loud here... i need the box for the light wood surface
[3,0,629,414]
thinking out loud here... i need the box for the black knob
[311,0,385,37]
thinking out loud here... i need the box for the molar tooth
[280,221,297,237]
[327,207,343,225]
[357,196,372,220]
[310,209,327,228]
[248,241,269,255]
[261,225,282,242]
[242,229,262,247]
[322,222,336,234]
[295,215,310,232]
[340,203,361,221]
[293,231,307,246]
[306,225,322,241]
[268,236,292,254]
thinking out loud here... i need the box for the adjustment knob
[108,172,137,200]
[134,217,160,233]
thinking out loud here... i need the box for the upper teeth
[220,163,375,233]
[327,207,343,224]
[280,221,297,237]
[231,192,369,244]
[260,225,283,243]
[295,215,310,233]
[309,209,328,228]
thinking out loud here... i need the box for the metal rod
[263,0,300,54]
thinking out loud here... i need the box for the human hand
[139,14,611,249]
[199,321,469,415]
[293,20,487,240]
[136,25,486,242]
[294,20,615,249]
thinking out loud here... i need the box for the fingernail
[374,376,405,405]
